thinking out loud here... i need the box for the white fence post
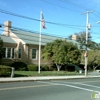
[11,67,14,78]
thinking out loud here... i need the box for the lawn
[14,71,83,77]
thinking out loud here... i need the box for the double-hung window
[18,48,22,58]
[3,47,14,58]
[32,48,37,59]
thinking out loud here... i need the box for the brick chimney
[4,21,11,36]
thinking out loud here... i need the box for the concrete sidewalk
[0,75,100,83]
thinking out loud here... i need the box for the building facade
[0,21,85,65]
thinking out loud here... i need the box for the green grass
[14,71,83,77]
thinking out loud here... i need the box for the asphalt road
[0,78,100,100]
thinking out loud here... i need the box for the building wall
[2,21,84,66]
[1,43,17,65]
[2,21,53,65]
[24,44,51,65]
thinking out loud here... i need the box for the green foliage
[67,49,81,64]
[11,62,27,71]
[14,71,81,77]
[27,64,49,71]
[92,43,100,50]
[42,39,81,71]
[42,42,54,60]
[74,31,91,46]
[72,31,100,50]
[75,31,87,46]
[0,65,11,77]
[41,65,49,71]
[88,50,100,70]
[27,64,38,71]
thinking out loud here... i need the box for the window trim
[32,48,37,60]
[3,47,15,59]
[18,48,22,59]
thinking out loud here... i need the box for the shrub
[41,65,49,71]
[11,62,27,71]
[50,64,57,71]
[0,65,11,77]
[27,64,38,71]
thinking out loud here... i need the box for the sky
[0,0,100,43]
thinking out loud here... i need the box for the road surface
[0,78,100,100]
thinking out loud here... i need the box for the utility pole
[83,11,94,77]
[38,11,42,74]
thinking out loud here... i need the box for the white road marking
[53,81,100,89]
[76,80,100,84]
[38,81,100,93]
[74,83,100,89]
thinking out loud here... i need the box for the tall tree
[75,31,91,46]
[75,31,100,50]
[69,31,92,47]
[69,31,100,50]
[42,39,81,71]
[88,50,100,70]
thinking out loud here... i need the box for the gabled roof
[10,29,88,50]
[0,34,17,44]
[11,29,66,45]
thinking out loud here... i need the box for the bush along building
[0,21,87,66]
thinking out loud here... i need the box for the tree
[92,43,100,50]
[42,39,81,71]
[69,31,94,48]
[75,31,91,45]
[88,50,100,70]
[69,31,100,50]
[0,37,3,62]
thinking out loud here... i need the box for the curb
[0,75,99,83]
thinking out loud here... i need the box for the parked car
[67,64,84,73]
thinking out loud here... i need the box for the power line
[41,0,98,25]
[0,18,86,33]
[89,31,100,42]
[89,16,97,22]
[0,24,69,38]
[1,22,99,40]
[42,0,100,25]
[93,13,100,19]
[0,8,88,38]
[0,9,40,21]
[59,0,99,23]
[60,0,89,10]
[0,29,69,42]
[41,0,81,13]
[0,8,86,30]
[92,32,100,36]
[60,0,100,23]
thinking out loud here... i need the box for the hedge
[27,64,38,71]
[11,62,27,71]
[0,65,11,77]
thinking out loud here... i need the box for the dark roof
[0,34,17,44]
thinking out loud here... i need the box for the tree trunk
[56,63,61,71]
[93,66,98,71]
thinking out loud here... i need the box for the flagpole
[38,11,42,73]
